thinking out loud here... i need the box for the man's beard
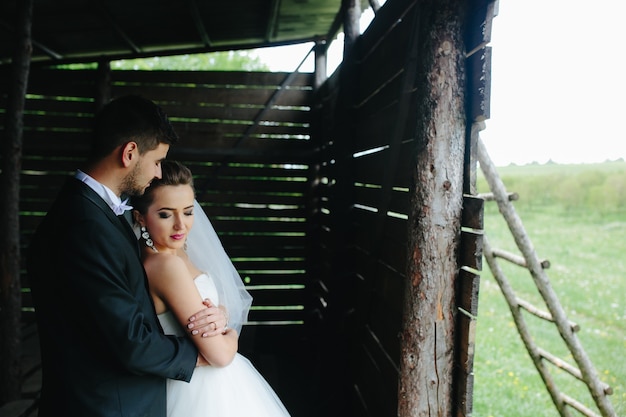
[120,161,147,197]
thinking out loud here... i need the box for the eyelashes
[157,211,194,219]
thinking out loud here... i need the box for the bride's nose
[173,214,185,230]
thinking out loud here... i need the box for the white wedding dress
[157,273,291,417]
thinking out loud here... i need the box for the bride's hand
[186,299,228,337]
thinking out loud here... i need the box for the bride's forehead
[152,184,194,205]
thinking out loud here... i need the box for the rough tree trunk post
[399,1,466,416]
[0,0,33,405]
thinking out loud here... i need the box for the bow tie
[113,198,133,216]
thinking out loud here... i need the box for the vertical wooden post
[95,60,111,111]
[0,0,33,405]
[398,1,466,416]
[342,0,360,60]
[313,40,327,90]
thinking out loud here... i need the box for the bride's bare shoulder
[144,253,189,281]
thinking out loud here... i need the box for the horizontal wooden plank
[22,131,91,155]
[111,84,313,107]
[455,313,477,403]
[355,71,407,118]
[172,118,312,137]
[458,268,480,317]
[185,161,311,177]
[460,229,483,271]
[351,327,400,417]
[167,104,312,125]
[462,194,484,230]
[110,70,314,87]
[24,96,97,114]
[27,81,99,100]
[226,245,307,259]
[246,287,306,305]
[194,177,309,195]
[353,246,406,296]
[219,234,306,249]
[204,205,306,220]
[352,140,414,188]
[170,146,317,162]
[358,0,415,64]
[196,192,307,207]
[357,5,413,105]
[208,219,307,234]
[22,111,93,130]
[353,185,409,217]
[231,258,306,271]
[353,100,405,152]
[352,207,407,247]
[240,324,308,354]
[247,309,305,323]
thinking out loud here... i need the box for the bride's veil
[186,200,252,334]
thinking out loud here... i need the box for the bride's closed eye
[157,210,194,219]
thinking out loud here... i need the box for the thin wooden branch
[476,191,518,201]
[491,247,550,269]
[561,393,602,417]
[517,297,579,332]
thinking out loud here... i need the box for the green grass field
[472,161,626,417]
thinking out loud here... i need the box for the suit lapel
[117,213,141,256]
[72,179,140,256]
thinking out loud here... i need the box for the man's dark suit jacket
[28,178,198,417]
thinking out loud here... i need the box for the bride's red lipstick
[171,233,186,240]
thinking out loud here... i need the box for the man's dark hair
[90,95,179,161]
[131,160,194,215]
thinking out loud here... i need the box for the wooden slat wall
[313,1,417,415]
[11,70,317,343]
[311,1,492,416]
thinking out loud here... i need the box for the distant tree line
[478,162,626,215]
[56,50,270,71]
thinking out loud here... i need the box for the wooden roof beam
[265,0,281,43]
[188,0,211,47]
[97,3,141,54]
[0,19,62,60]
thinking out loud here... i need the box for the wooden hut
[0,0,495,415]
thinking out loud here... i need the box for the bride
[131,160,290,417]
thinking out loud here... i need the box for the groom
[28,95,225,417]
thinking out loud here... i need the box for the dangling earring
[141,226,158,252]
[184,240,188,251]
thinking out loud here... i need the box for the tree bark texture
[399,1,466,416]
[0,0,33,405]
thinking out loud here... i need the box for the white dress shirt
[75,170,133,215]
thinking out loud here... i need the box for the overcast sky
[257,0,626,167]
[479,0,626,166]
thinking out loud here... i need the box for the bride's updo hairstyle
[131,160,195,215]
